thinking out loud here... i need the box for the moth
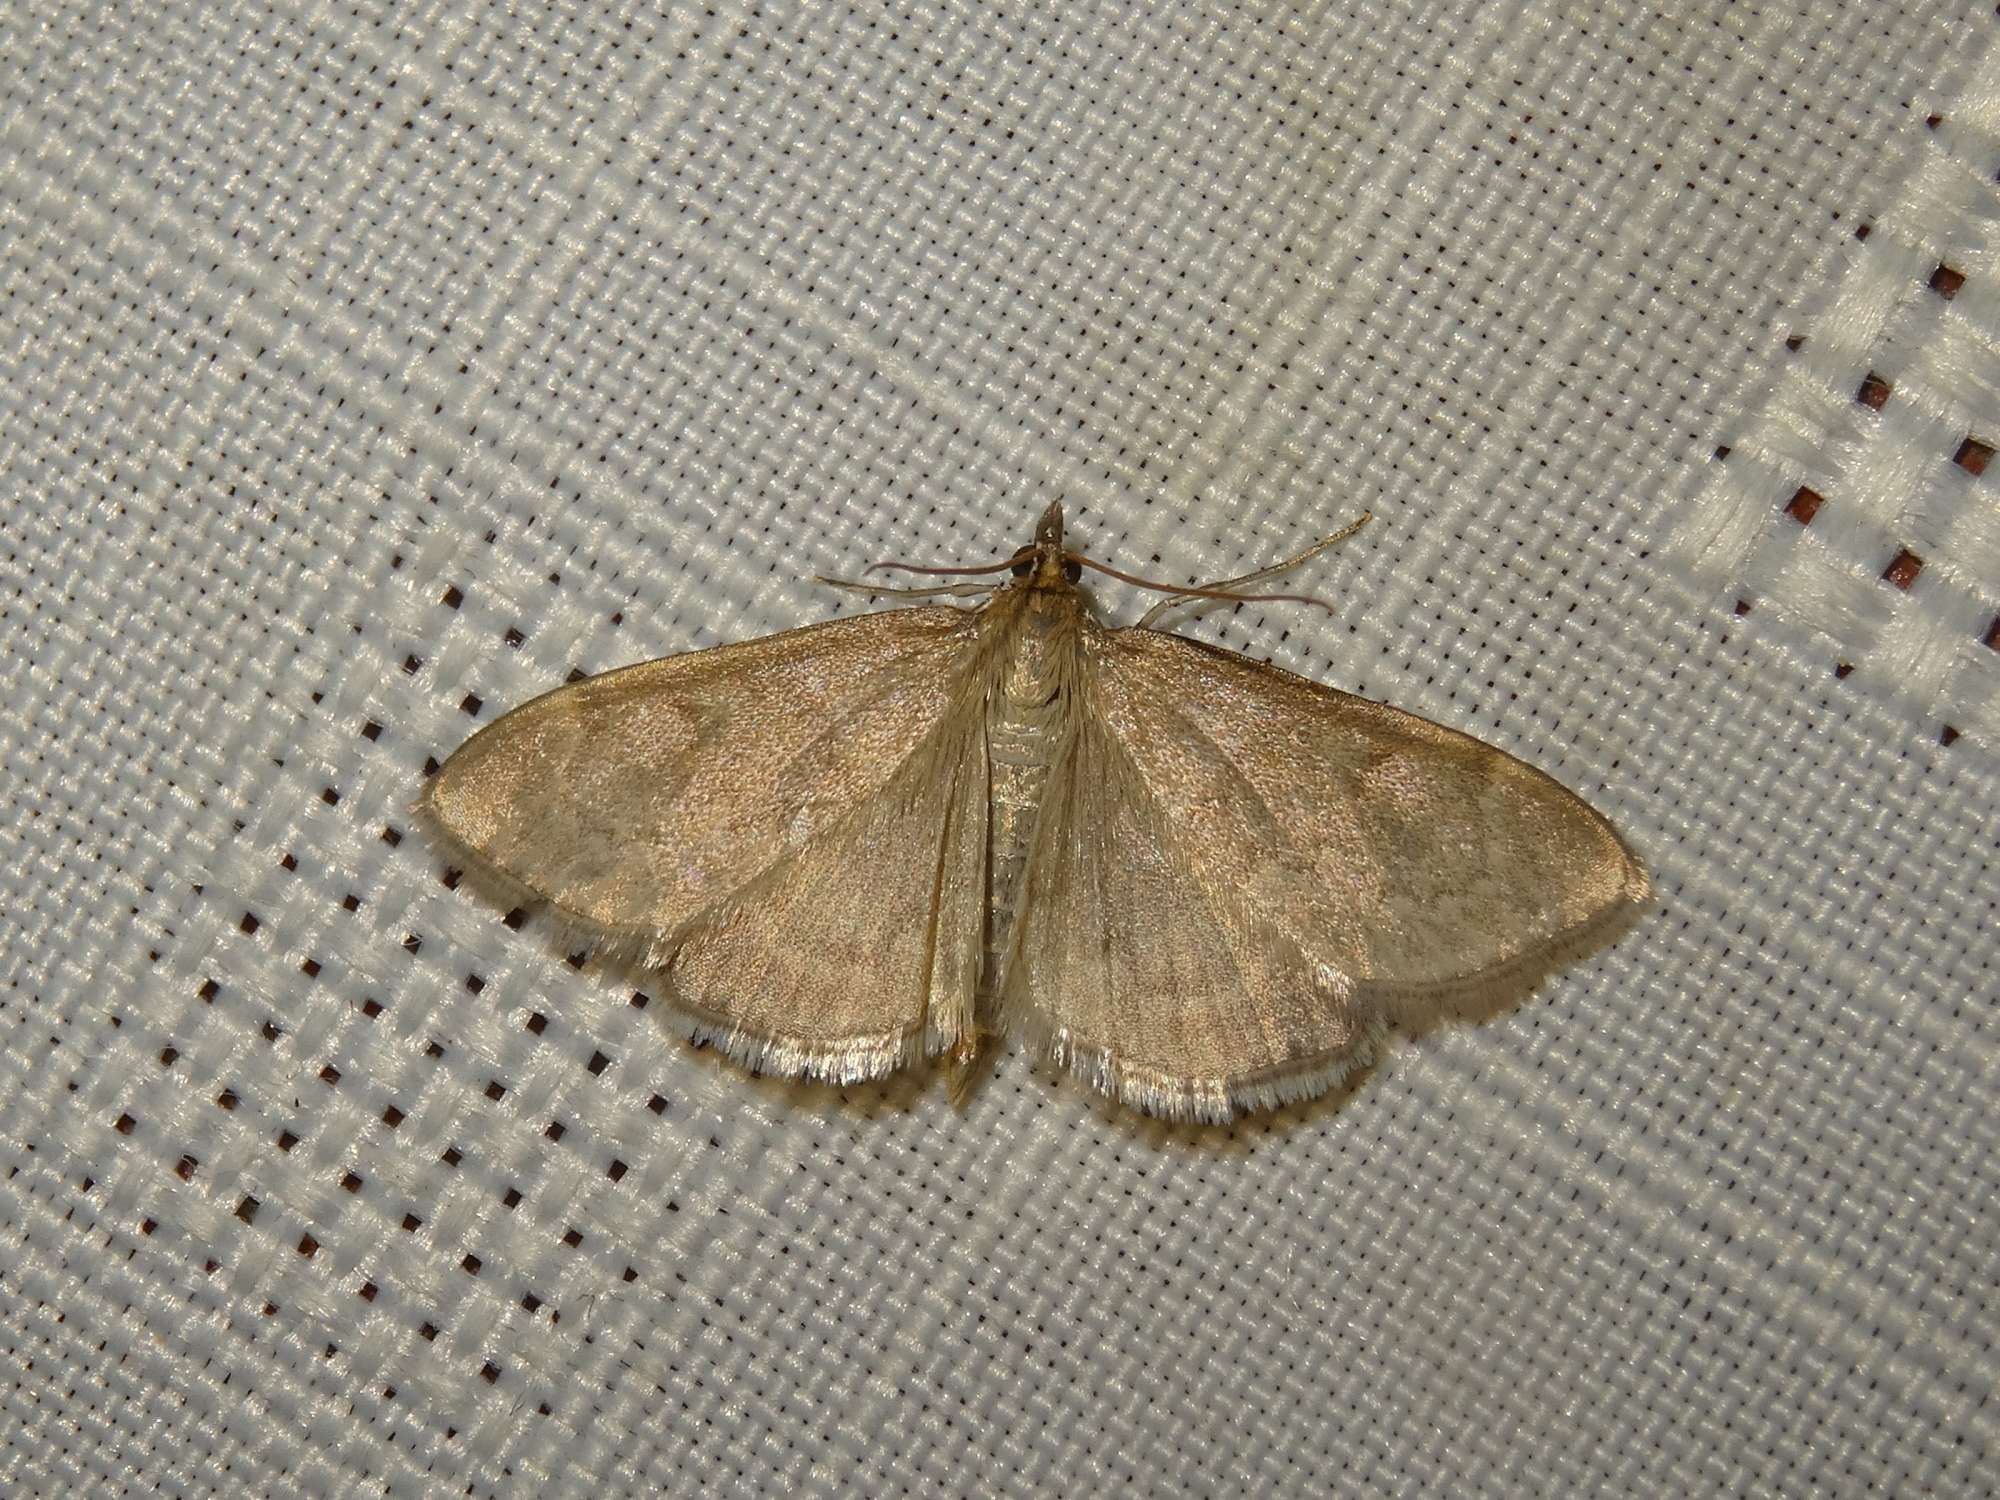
[422,506,1646,1122]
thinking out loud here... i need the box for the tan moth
[422,506,1646,1122]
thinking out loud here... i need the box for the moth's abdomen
[986,711,1056,972]
[981,598,1077,992]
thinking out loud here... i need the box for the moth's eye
[1011,558,1034,577]
[1063,559,1083,583]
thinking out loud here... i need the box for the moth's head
[1015,501,1083,590]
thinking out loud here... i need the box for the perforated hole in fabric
[1672,85,2000,746]
[1,4,1995,1498]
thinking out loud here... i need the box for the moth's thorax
[996,582,1085,705]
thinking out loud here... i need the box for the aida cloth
[1,3,1994,1496]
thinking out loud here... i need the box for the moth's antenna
[815,576,999,601]
[1177,512,1371,596]
[862,549,1032,579]
[1072,555,1331,612]
[1121,512,1372,629]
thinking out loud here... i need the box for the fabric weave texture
[1,3,1994,1497]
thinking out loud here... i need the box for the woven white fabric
[2,3,1994,1497]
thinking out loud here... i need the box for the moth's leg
[1137,512,1370,628]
